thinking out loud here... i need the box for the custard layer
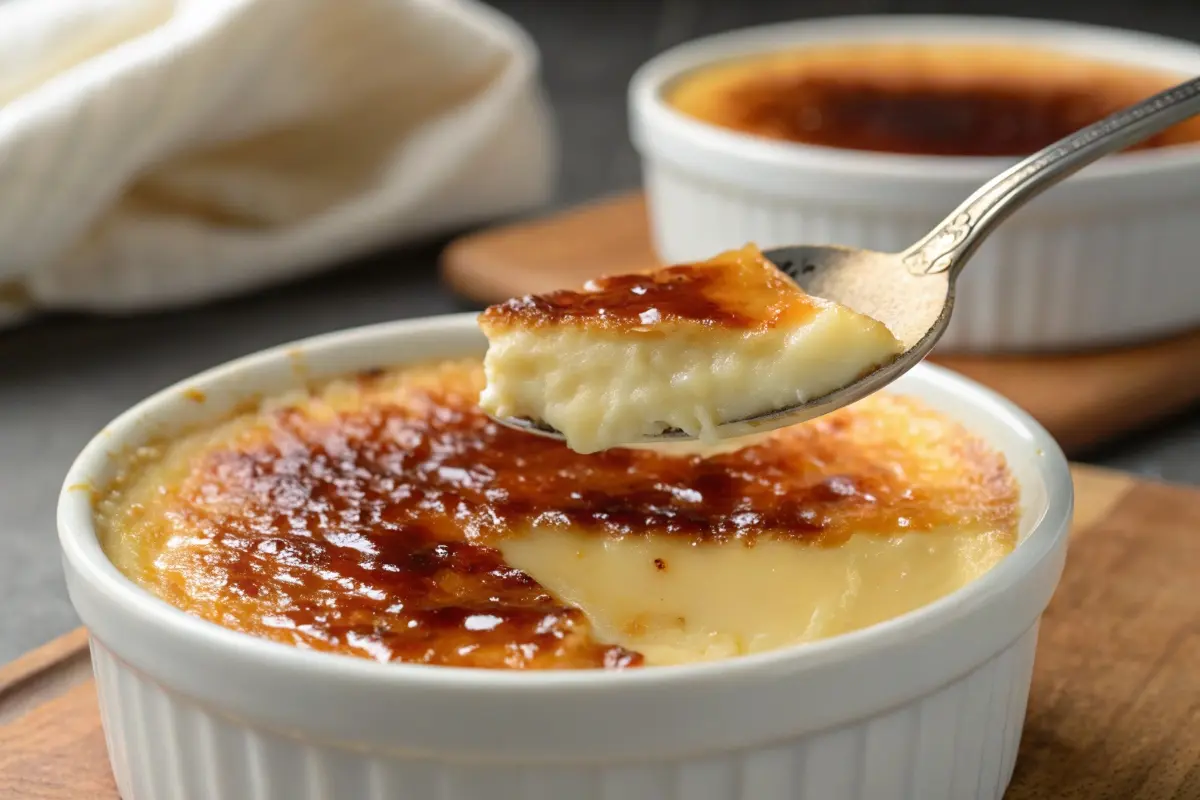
[667,43,1200,156]
[479,246,902,453]
[96,360,1019,669]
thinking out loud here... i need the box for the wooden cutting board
[440,192,1200,457]
[2,465,1198,798]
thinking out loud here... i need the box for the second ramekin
[630,16,1200,353]
[59,313,1072,800]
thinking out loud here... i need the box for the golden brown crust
[478,245,825,334]
[668,44,1200,157]
[97,361,1019,670]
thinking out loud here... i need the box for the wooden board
[440,192,1200,457]
[1,465,1198,798]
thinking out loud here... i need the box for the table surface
[3,0,1200,665]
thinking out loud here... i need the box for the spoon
[497,75,1200,444]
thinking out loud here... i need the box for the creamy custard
[96,360,1019,669]
[666,43,1200,157]
[478,245,903,454]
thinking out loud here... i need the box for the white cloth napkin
[0,0,557,327]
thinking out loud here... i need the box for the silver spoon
[497,75,1200,444]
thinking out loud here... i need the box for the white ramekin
[59,313,1072,800]
[630,16,1200,353]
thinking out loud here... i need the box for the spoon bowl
[496,74,1200,445]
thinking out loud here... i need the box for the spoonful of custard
[479,75,1200,453]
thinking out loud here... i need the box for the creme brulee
[666,43,1200,156]
[478,245,902,454]
[95,360,1019,669]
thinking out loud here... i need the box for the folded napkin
[0,0,557,327]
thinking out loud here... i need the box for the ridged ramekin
[630,16,1200,352]
[59,313,1072,800]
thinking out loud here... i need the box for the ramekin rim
[58,312,1073,695]
[629,14,1200,184]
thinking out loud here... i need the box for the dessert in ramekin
[630,16,1200,351]
[60,313,1071,800]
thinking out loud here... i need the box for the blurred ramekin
[59,313,1072,800]
[630,16,1200,352]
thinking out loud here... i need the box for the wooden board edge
[0,629,89,696]
[439,192,654,301]
[1070,464,1136,535]
[0,629,91,728]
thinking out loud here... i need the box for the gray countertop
[3,0,1200,665]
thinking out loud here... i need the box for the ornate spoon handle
[901,75,1200,277]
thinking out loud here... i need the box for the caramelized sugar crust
[668,44,1200,157]
[97,361,1019,670]
[479,245,824,333]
